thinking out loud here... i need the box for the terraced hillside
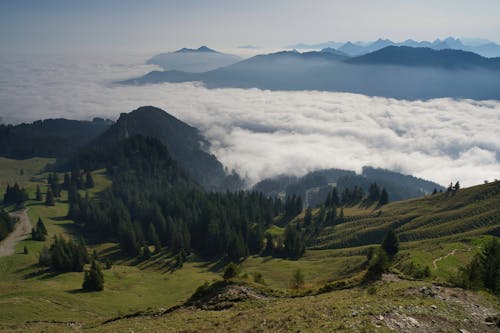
[311,181,500,250]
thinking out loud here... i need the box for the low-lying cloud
[0,53,499,187]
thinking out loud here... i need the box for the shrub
[290,268,305,289]
[223,262,240,280]
[253,272,266,285]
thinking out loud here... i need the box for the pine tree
[147,223,161,252]
[45,188,55,206]
[378,189,389,206]
[364,248,388,281]
[85,171,94,189]
[36,185,43,201]
[381,229,399,256]
[36,218,48,236]
[82,260,104,291]
[23,245,28,255]
[291,268,305,289]
[454,181,460,191]
[304,207,312,226]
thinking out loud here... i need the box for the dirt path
[433,247,471,269]
[0,208,31,257]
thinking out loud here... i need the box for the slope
[78,106,243,191]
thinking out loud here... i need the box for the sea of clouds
[0,52,499,187]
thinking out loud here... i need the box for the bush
[381,229,399,257]
[401,261,431,279]
[253,272,266,285]
[223,262,240,280]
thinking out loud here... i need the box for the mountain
[290,37,500,58]
[338,42,367,56]
[253,167,444,207]
[347,46,500,70]
[122,47,500,100]
[146,46,241,72]
[0,118,112,159]
[77,106,243,192]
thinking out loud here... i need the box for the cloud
[0,53,499,187]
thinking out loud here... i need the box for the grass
[0,157,498,332]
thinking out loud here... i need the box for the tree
[291,268,305,289]
[147,223,161,252]
[381,229,399,256]
[364,248,388,281]
[85,171,94,189]
[45,188,55,206]
[283,224,305,258]
[23,246,28,255]
[36,185,43,201]
[82,260,104,291]
[454,181,460,191]
[304,207,312,226]
[479,238,499,293]
[223,262,240,280]
[432,188,437,195]
[36,218,48,236]
[31,218,48,241]
[378,188,389,206]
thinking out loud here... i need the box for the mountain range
[289,37,500,58]
[123,46,500,100]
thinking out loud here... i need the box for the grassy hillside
[312,182,499,250]
[0,157,498,332]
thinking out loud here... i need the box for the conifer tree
[291,268,305,289]
[36,185,43,201]
[304,207,312,226]
[381,229,399,256]
[378,189,389,206]
[82,260,104,291]
[45,188,55,206]
[85,171,94,189]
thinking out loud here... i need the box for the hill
[0,118,112,159]
[253,167,444,207]
[123,48,500,100]
[146,46,241,72]
[0,154,498,332]
[74,106,243,192]
[311,181,500,250]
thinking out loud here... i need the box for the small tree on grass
[291,268,305,289]
[35,185,43,201]
[364,248,389,282]
[223,262,240,280]
[381,229,399,257]
[45,188,55,206]
[23,246,29,255]
[82,260,104,291]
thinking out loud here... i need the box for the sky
[1,0,500,53]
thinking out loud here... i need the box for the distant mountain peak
[175,46,218,53]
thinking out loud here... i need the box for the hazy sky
[1,0,500,53]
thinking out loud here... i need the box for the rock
[407,317,419,327]
[378,315,384,321]
[458,329,470,333]
[431,305,437,309]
